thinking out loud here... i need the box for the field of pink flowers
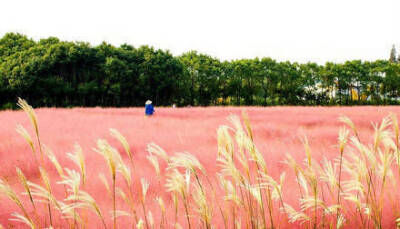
[1,105,400,228]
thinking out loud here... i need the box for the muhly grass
[1,100,400,228]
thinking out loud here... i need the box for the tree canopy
[1,33,400,108]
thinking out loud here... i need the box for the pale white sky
[1,0,399,64]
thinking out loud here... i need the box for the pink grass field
[1,106,400,228]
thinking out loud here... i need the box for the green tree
[179,51,221,105]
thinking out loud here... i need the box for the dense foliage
[1,33,400,108]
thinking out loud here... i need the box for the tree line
[1,33,400,109]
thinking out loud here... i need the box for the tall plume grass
[2,100,400,228]
[17,98,43,164]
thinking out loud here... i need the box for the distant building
[390,45,398,63]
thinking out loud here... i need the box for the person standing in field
[145,100,155,116]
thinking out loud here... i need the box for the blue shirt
[145,104,154,115]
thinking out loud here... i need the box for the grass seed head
[117,160,132,187]
[336,213,346,229]
[66,144,86,185]
[57,168,81,195]
[112,210,132,219]
[141,178,150,202]
[193,183,212,225]
[168,152,205,174]
[282,203,310,224]
[95,139,117,179]
[98,173,111,196]
[217,125,234,157]
[166,169,187,197]
[16,125,36,157]
[44,145,64,178]
[39,167,52,194]
[110,128,133,162]
[0,179,30,218]
[390,113,399,139]
[136,219,144,229]
[147,153,160,177]
[156,196,165,214]
[338,127,350,152]
[147,143,169,162]
[27,181,61,210]
[9,212,36,229]
[339,116,357,137]
[16,167,35,209]
[148,211,154,227]
[64,190,105,223]
[17,98,39,138]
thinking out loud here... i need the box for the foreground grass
[1,99,400,228]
